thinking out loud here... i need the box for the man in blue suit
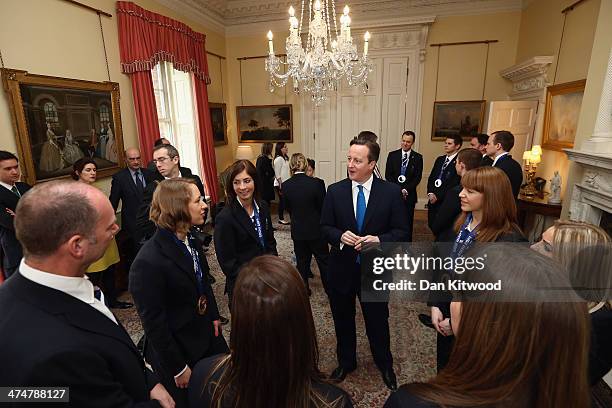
[321,138,409,391]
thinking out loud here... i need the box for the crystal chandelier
[265,0,372,106]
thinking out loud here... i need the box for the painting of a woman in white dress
[104,123,118,162]
[39,123,65,172]
[62,129,84,165]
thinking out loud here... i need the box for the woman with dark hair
[130,178,227,408]
[255,142,275,207]
[72,158,131,309]
[188,255,353,408]
[273,142,290,224]
[430,166,525,369]
[386,245,590,408]
[214,160,277,306]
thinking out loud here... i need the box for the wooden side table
[517,195,562,231]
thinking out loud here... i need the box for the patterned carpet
[114,210,437,408]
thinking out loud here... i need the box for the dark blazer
[385,149,423,205]
[481,154,494,166]
[129,229,223,379]
[429,184,462,238]
[320,177,410,293]
[256,155,275,202]
[493,154,523,198]
[282,173,326,241]
[135,171,205,244]
[0,272,159,407]
[109,167,155,236]
[0,182,31,274]
[427,154,460,202]
[589,306,612,385]
[213,199,277,294]
[188,354,354,408]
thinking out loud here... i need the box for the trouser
[427,203,440,232]
[293,238,330,292]
[275,188,286,220]
[405,200,416,242]
[327,288,393,372]
[437,332,455,372]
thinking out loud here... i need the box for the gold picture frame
[1,68,125,185]
[209,102,228,146]
[542,79,586,151]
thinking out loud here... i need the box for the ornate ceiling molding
[153,0,521,36]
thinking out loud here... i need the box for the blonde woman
[532,220,612,385]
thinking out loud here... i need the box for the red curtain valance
[117,1,210,84]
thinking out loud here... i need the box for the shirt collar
[294,171,306,174]
[446,151,459,162]
[402,149,412,158]
[0,181,16,191]
[19,259,97,304]
[237,197,259,217]
[128,167,141,176]
[492,151,509,166]
[352,173,374,192]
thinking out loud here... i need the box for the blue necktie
[356,185,366,233]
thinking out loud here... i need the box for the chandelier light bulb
[343,5,350,15]
[289,5,295,16]
[290,16,299,28]
[345,16,351,26]
[314,0,321,11]
[332,40,338,48]
[364,31,371,41]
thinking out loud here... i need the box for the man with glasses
[109,147,155,272]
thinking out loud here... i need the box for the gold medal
[197,295,208,315]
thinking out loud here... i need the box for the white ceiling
[155,0,522,35]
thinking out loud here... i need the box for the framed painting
[209,102,228,146]
[431,100,486,141]
[542,79,586,151]
[1,69,125,185]
[237,104,293,143]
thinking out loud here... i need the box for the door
[486,100,538,166]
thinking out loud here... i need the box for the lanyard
[450,214,478,259]
[252,205,266,249]
[400,153,409,176]
[162,229,206,296]
[437,157,451,181]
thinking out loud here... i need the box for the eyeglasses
[152,156,172,164]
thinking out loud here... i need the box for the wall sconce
[235,145,254,160]
[521,145,542,197]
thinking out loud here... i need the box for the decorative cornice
[499,56,554,99]
[565,149,612,171]
[153,0,226,34]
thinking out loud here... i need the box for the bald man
[0,181,175,407]
[109,148,155,268]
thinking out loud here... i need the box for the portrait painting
[1,69,124,184]
[431,100,486,141]
[209,103,228,146]
[542,79,586,151]
[237,104,293,143]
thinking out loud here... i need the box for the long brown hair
[225,160,260,204]
[207,256,343,408]
[405,245,591,407]
[454,166,520,242]
[149,178,197,235]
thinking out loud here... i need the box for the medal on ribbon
[197,295,208,315]
[434,179,442,188]
[398,175,406,183]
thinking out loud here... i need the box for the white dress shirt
[401,149,412,164]
[0,181,16,192]
[492,151,509,166]
[351,174,374,217]
[19,259,117,324]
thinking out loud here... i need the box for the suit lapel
[231,200,261,246]
[154,229,198,286]
[9,272,141,359]
[343,179,358,232]
[123,169,140,195]
[0,185,19,209]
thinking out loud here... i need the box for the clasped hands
[341,230,380,252]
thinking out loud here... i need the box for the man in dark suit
[427,135,462,231]
[470,133,493,166]
[0,151,31,279]
[385,131,423,241]
[0,180,174,407]
[486,130,523,197]
[109,147,155,269]
[282,154,329,295]
[321,138,409,391]
[429,148,483,239]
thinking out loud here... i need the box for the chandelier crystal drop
[265,0,373,106]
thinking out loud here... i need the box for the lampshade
[235,145,254,160]
[522,150,532,160]
[530,152,541,164]
[531,145,542,156]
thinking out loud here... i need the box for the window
[151,62,203,180]
[43,101,58,125]
[99,104,110,124]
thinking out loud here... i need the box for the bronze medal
[197,295,208,315]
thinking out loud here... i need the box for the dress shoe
[207,273,216,284]
[381,368,397,391]
[219,316,229,325]
[278,219,290,225]
[329,366,354,383]
[110,301,134,309]
[418,313,435,329]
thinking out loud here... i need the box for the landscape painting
[431,100,485,141]
[237,104,293,143]
[542,79,586,151]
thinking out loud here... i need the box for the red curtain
[116,1,219,202]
